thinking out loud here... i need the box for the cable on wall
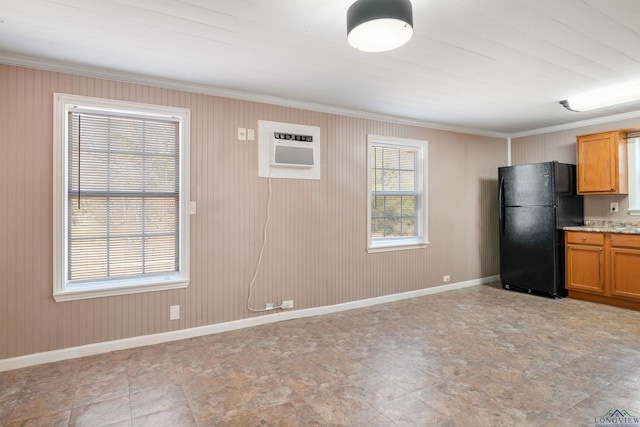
[246,171,284,312]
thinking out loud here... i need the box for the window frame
[367,135,429,252]
[629,132,640,215]
[53,93,191,302]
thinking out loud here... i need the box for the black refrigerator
[498,161,583,298]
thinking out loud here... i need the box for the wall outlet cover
[282,300,294,309]
[170,305,180,320]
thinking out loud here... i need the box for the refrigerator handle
[499,176,505,234]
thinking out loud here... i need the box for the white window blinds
[367,135,428,252]
[628,132,640,215]
[67,109,180,284]
[370,145,419,238]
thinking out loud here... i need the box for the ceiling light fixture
[560,79,640,112]
[347,0,413,53]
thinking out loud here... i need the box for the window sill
[628,209,640,216]
[367,239,429,253]
[53,279,189,302]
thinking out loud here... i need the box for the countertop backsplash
[583,194,632,221]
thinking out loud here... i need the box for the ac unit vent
[274,145,314,167]
[258,120,320,180]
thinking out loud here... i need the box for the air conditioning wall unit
[258,120,320,180]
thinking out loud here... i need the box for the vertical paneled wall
[0,64,504,360]
[512,118,640,220]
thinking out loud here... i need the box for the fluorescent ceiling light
[347,0,413,53]
[561,79,640,112]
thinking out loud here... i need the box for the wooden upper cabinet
[576,130,628,194]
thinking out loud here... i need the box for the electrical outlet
[443,275,451,282]
[247,128,255,141]
[281,300,294,309]
[170,305,180,320]
[610,202,619,213]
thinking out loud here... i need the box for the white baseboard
[0,276,498,372]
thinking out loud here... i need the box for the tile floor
[1,283,640,426]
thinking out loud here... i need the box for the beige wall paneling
[0,64,503,360]
[467,136,505,278]
[512,118,640,221]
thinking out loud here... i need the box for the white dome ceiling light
[347,0,414,53]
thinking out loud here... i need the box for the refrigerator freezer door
[553,162,574,194]
[499,162,554,207]
[500,205,560,295]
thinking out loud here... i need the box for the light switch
[189,202,196,214]
[247,128,255,141]
[237,127,247,141]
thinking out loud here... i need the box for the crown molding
[4,52,640,140]
[510,109,640,138]
[0,52,508,139]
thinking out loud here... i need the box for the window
[53,94,190,301]
[367,135,428,252]
[629,132,640,215]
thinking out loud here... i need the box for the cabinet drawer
[566,231,605,245]
[611,233,640,249]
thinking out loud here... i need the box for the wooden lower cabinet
[566,243,605,294]
[610,234,640,302]
[565,231,640,311]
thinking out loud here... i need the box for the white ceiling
[1,0,640,135]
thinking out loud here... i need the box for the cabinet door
[576,132,616,193]
[566,244,605,294]
[610,248,640,301]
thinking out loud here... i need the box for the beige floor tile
[131,404,196,427]
[2,283,640,426]
[69,395,131,427]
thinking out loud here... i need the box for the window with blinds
[629,132,640,215]
[367,135,428,252]
[53,94,190,301]
[370,145,419,238]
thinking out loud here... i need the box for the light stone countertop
[563,219,640,235]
